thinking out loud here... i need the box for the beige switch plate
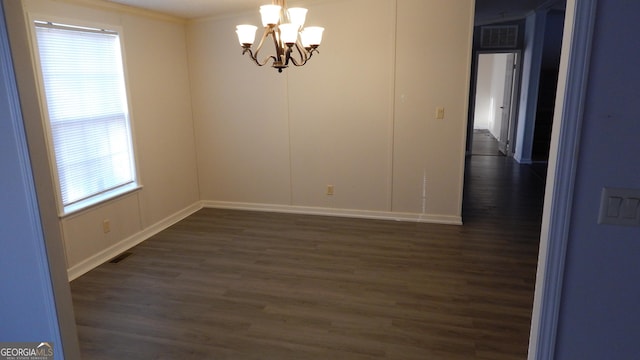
[326,185,334,196]
[103,219,111,233]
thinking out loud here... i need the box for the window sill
[60,183,142,218]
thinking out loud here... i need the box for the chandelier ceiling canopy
[236,0,324,73]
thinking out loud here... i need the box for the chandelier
[236,0,324,73]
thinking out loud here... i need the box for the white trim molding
[202,201,463,225]
[67,202,203,280]
[67,199,463,281]
[528,0,597,358]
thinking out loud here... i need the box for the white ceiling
[104,0,565,23]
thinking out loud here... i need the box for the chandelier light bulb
[301,26,324,47]
[279,23,299,44]
[287,7,308,28]
[236,25,257,46]
[260,5,282,27]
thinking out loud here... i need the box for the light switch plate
[598,187,640,226]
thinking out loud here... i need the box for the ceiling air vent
[480,25,518,49]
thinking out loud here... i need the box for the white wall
[189,0,474,224]
[7,0,475,277]
[474,53,508,139]
[8,0,201,277]
[488,54,507,138]
[392,0,474,220]
[474,55,493,130]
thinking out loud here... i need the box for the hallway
[465,130,546,227]
[460,129,546,356]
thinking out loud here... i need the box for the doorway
[470,51,521,157]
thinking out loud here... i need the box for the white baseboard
[67,201,462,281]
[202,201,463,225]
[515,154,533,164]
[67,202,203,281]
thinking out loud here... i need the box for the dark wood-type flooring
[471,129,504,156]
[71,135,546,359]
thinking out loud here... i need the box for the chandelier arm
[283,41,293,66]
[271,28,285,65]
[288,42,310,67]
[242,27,278,67]
[255,27,269,51]
[242,48,277,67]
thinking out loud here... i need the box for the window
[33,21,138,215]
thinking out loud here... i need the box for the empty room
[2,0,640,359]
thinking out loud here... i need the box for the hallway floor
[465,129,546,227]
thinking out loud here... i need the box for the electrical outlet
[103,219,111,234]
[326,185,334,196]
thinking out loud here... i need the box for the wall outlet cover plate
[598,187,640,227]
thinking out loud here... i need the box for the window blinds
[34,22,136,209]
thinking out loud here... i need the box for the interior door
[498,53,517,155]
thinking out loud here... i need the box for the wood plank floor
[71,142,545,359]
[471,129,504,156]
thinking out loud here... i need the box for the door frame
[499,52,522,156]
[1,1,81,358]
[467,49,523,157]
[527,0,597,358]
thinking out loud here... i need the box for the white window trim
[62,182,142,217]
[27,13,142,218]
